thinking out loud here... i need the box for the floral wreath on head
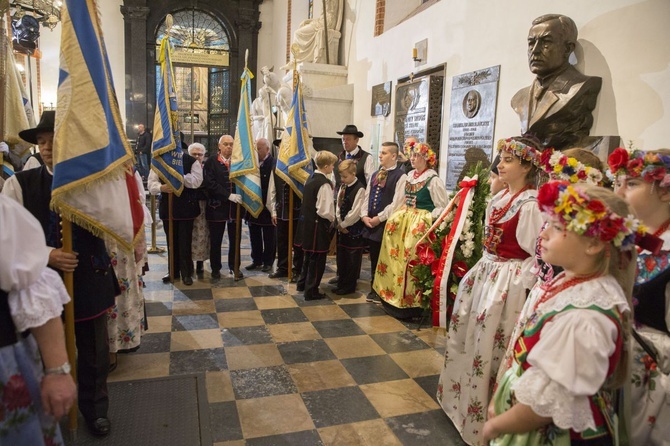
[407,141,437,168]
[539,148,603,185]
[496,138,541,168]
[537,181,646,250]
[607,147,670,187]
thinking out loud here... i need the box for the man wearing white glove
[204,134,243,279]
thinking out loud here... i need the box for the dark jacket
[204,155,237,222]
[296,173,333,252]
[247,155,275,226]
[158,153,201,220]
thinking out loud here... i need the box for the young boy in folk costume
[610,147,670,446]
[295,151,338,301]
[333,160,366,295]
[437,137,544,446]
[484,182,640,446]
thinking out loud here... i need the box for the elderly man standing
[245,138,276,272]
[2,111,120,436]
[204,134,243,279]
[334,124,373,188]
[361,141,407,303]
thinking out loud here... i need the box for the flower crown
[537,181,646,250]
[539,148,603,185]
[496,138,540,167]
[608,147,670,187]
[407,141,437,168]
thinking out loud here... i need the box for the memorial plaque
[394,73,444,165]
[446,66,500,190]
[371,81,391,117]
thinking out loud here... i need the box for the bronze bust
[511,14,602,150]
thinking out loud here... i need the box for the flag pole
[0,7,7,144]
[287,47,299,283]
[61,218,79,435]
[147,195,165,253]
[168,193,175,282]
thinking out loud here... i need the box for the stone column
[121,4,150,138]
[235,3,262,96]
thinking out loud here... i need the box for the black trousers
[276,219,303,275]
[209,220,238,273]
[368,239,382,288]
[163,218,195,279]
[336,244,364,292]
[249,223,276,267]
[75,314,110,421]
[298,251,327,298]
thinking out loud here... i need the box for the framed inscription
[371,81,391,117]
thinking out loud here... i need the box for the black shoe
[196,270,204,279]
[366,291,377,303]
[334,288,355,295]
[305,292,327,301]
[211,271,221,279]
[327,276,339,285]
[234,272,244,281]
[182,276,193,286]
[269,271,288,279]
[296,283,305,292]
[196,261,204,274]
[261,265,272,272]
[245,263,261,271]
[85,417,111,437]
[162,273,177,283]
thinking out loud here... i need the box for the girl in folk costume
[373,142,448,317]
[484,182,640,446]
[437,137,544,445]
[610,147,670,446]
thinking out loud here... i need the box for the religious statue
[511,14,602,150]
[289,0,343,65]
[250,89,265,141]
[253,66,284,142]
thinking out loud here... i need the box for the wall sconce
[413,39,428,67]
[412,47,422,63]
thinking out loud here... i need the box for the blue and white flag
[275,72,313,199]
[151,30,184,196]
[230,67,263,218]
[51,0,144,251]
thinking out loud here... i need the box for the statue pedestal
[285,63,353,139]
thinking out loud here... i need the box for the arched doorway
[155,8,231,154]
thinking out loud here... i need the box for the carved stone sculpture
[290,0,343,65]
[511,14,602,150]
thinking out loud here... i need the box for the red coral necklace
[534,271,601,313]
[489,185,531,224]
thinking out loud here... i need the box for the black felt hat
[19,111,55,144]
[336,124,364,138]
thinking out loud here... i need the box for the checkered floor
[108,220,465,445]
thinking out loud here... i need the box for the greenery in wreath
[408,162,490,323]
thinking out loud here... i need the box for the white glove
[229,193,242,204]
[0,142,9,154]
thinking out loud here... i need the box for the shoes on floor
[305,292,327,301]
[182,276,193,286]
[162,273,172,283]
[211,271,221,279]
[334,288,356,295]
[366,291,380,303]
[296,283,305,292]
[327,276,339,285]
[85,417,111,437]
[261,265,272,272]
[269,271,288,279]
[245,263,262,271]
[234,272,244,281]
[196,270,204,279]
[195,261,204,274]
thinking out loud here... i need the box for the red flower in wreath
[417,242,436,266]
[537,181,562,209]
[598,217,621,241]
[586,199,606,214]
[607,147,629,172]
[452,261,469,278]
[2,374,32,410]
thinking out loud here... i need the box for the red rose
[586,199,606,214]
[598,217,621,241]
[537,181,564,209]
[452,261,469,278]
[2,374,32,410]
[646,167,666,182]
[608,147,629,172]
[628,158,644,172]
[539,149,553,167]
[417,242,436,265]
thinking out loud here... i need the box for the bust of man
[511,14,602,150]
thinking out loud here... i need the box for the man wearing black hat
[334,124,373,189]
[2,111,120,437]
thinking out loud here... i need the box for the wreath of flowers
[538,181,646,250]
[409,162,489,315]
[496,138,541,167]
[538,148,603,185]
[607,147,670,187]
[406,141,437,168]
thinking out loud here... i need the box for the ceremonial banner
[51,0,144,251]
[230,67,263,218]
[1,33,35,158]
[275,72,313,199]
[151,30,184,195]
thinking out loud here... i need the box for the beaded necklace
[533,271,601,313]
[412,168,427,180]
[489,184,531,224]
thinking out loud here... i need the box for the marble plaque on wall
[446,66,500,190]
[371,82,391,117]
